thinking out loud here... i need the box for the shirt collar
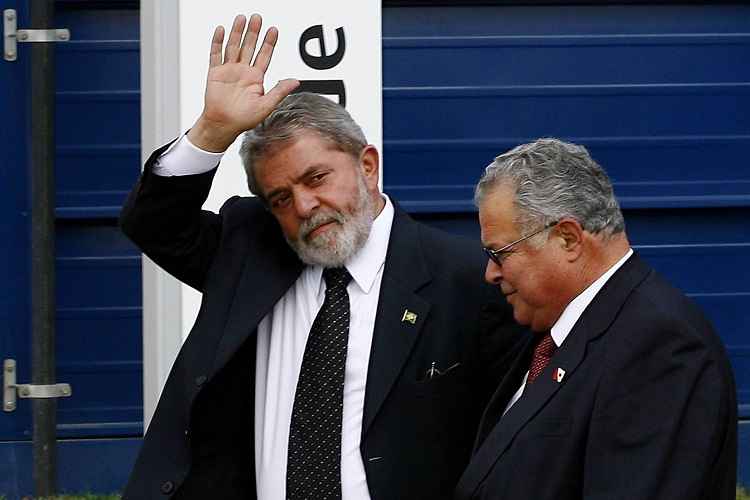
[315,194,394,297]
[550,248,633,347]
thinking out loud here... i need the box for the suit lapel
[458,318,590,496]
[212,217,304,375]
[457,252,652,498]
[362,207,431,434]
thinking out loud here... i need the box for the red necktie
[527,332,556,384]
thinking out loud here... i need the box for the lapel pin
[554,367,566,383]
[401,309,418,324]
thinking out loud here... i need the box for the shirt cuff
[152,132,225,176]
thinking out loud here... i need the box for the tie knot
[323,267,352,291]
[533,332,556,359]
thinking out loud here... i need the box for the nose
[293,188,319,218]
[484,259,503,285]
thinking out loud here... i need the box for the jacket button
[195,375,207,387]
[161,480,174,494]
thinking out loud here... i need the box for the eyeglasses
[483,221,558,266]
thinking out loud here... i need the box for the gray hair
[475,138,625,238]
[239,92,367,198]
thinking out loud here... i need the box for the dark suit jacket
[455,253,737,500]
[119,145,522,500]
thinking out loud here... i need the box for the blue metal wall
[0,1,142,497]
[54,0,142,440]
[2,1,747,497]
[382,2,750,485]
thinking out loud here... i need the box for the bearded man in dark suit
[456,138,737,500]
[120,14,521,500]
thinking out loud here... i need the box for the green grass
[739,486,750,500]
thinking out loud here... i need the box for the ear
[359,145,381,191]
[553,218,585,262]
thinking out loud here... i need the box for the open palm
[190,14,299,152]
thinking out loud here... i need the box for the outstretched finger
[252,27,279,74]
[209,26,225,68]
[224,15,247,64]
[239,14,262,65]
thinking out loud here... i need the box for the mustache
[298,209,346,240]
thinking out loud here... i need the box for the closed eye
[484,247,515,266]
[497,249,515,259]
[307,171,329,186]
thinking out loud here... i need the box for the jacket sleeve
[119,144,231,292]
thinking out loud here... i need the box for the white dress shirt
[503,248,634,415]
[151,133,223,176]
[155,134,390,499]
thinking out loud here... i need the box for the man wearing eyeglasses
[456,138,737,500]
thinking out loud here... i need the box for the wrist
[187,115,240,153]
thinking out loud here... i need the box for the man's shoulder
[595,264,735,424]
[630,268,713,332]
[387,211,489,296]
[219,194,266,214]
[219,195,275,229]
[595,253,707,333]
[394,211,483,261]
[607,264,725,363]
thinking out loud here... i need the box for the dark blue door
[1,1,142,496]
[0,0,31,444]
[0,1,57,493]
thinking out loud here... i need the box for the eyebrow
[481,238,503,250]
[483,243,509,252]
[482,236,516,251]
[264,164,330,201]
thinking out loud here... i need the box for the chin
[512,309,545,333]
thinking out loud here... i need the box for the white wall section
[139,0,182,430]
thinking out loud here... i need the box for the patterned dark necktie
[287,267,352,500]
[527,331,556,384]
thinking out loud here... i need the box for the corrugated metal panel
[383,5,750,212]
[55,14,140,217]
[52,2,142,438]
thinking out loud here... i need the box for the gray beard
[285,176,376,268]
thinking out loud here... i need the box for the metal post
[29,0,57,495]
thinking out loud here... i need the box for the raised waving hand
[187,14,299,152]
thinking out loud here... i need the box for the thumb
[263,79,301,108]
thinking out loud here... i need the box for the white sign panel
[177,1,383,339]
